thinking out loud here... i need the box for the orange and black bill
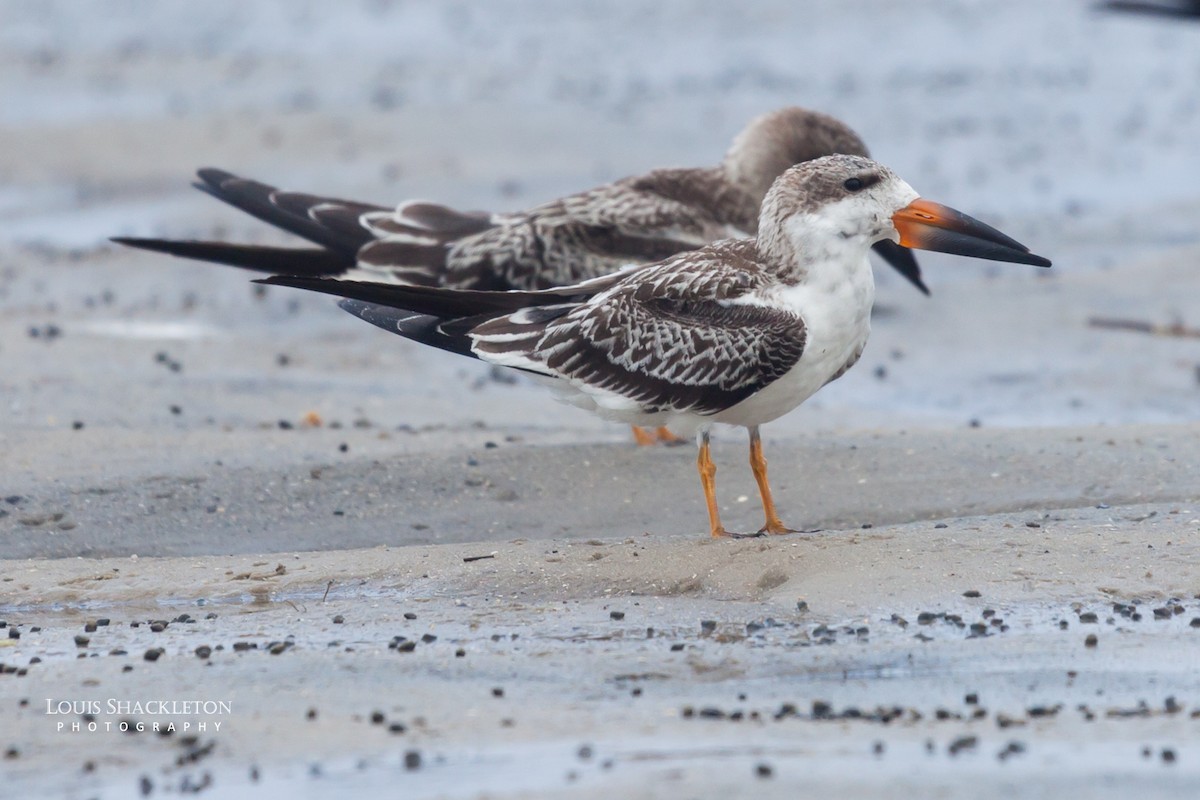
[893,198,1051,268]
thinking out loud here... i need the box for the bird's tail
[113,168,498,286]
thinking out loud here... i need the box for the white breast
[712,252,875,428]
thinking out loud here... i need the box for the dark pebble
[74,635,90,648]
[396,641,416,653]
[1085,634,1098,647]
[149,622,166,633]
[609,611,625,621]
[144,648,164,662]
[306,708,317,720]
[403,612,417,620]
[963,590,981,598]
[72,421,84,430]
[455,648,466,657]
[934,523,948,529]
[338,443,349,453]
[577,744,593,760]
[1162,748,1177,764]
[998,741,1026,761]
[278,420,293,430]
[388,722,406,734]
[370,711,385,724]
[332,615,344,624]
[948,735,978,756]
[1190,618,1200,628]
[670,643,685,652]
[1078,612,1098,624]
[1152,607,1172,619]
[492,687,505,698]
[170,405,182,415]
[755,763,773,779]
[404,750,421,770]
[700,620,717,633]
[195,646,212,659]
[965,693,979,705]
[421,634,436,643]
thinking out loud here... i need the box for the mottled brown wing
[470,241,806,416]
[435,172,735,290]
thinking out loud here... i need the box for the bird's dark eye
[843,177,864,192]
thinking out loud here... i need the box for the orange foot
[758,523,819,536]
[631,425,688,446]
[710,527,767,540]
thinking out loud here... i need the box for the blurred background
[2,0,1199,451]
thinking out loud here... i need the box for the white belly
[712,256,875,428]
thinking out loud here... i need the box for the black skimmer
[228,155,1049,538]
[114,107,926,447]
[113,107,926,295]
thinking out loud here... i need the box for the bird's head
[759,154,1051,276]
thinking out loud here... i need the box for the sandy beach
[2,1,1200,797]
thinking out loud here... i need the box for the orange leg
[631,426,657,446]
[749,426,798,535]
[697,431,730,538]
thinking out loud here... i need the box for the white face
[784,173,921,259]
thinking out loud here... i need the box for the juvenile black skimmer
[113,107,926,446]
[228,155,1049,538]
[113,107,926,294]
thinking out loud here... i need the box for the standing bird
[113,107,926,445]
[230,156,1049,538]
[113,107,925,293]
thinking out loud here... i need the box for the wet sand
[4,498,1200,798]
